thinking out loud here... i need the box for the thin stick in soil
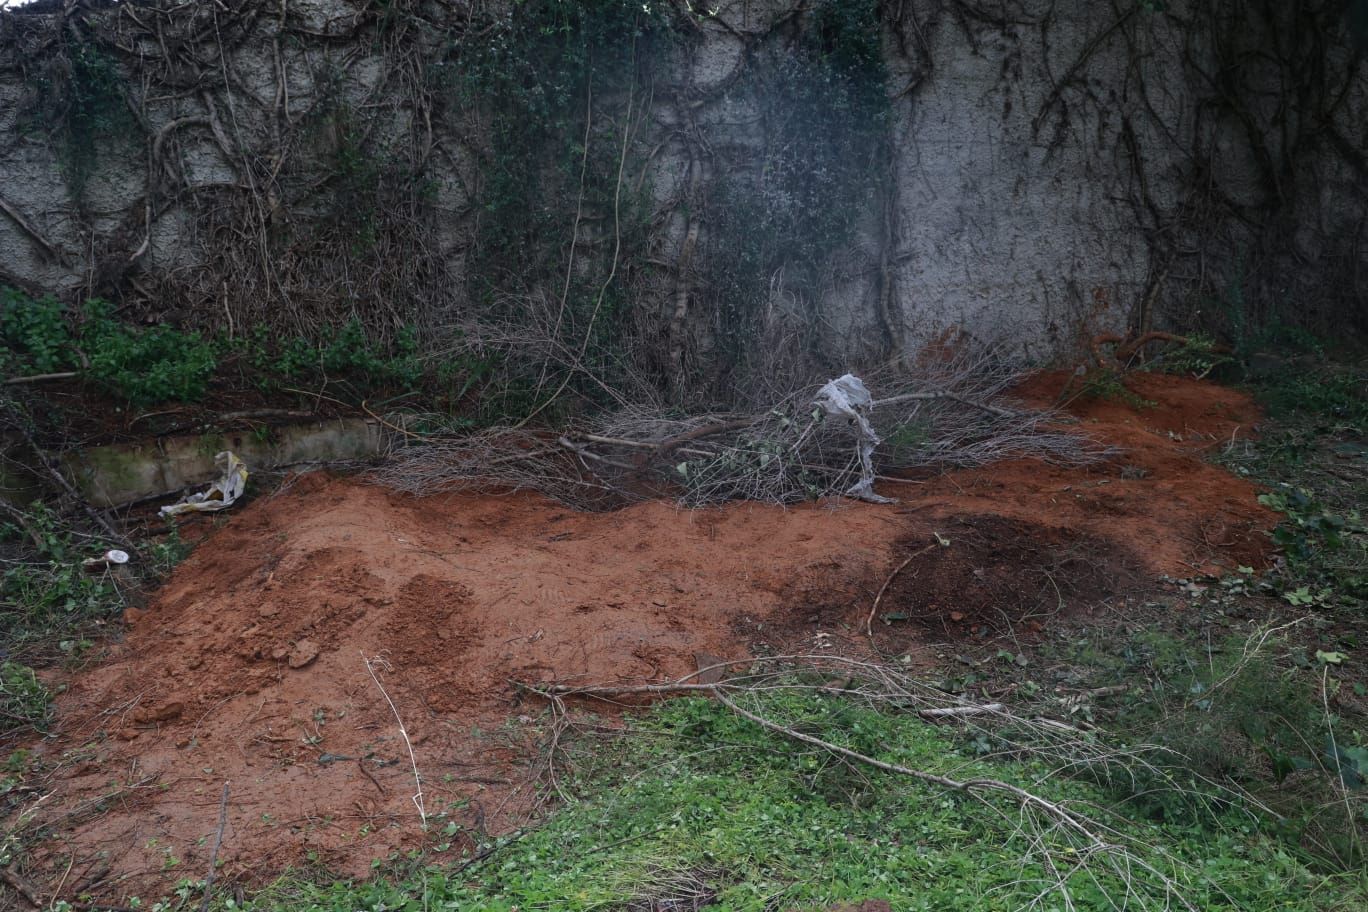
[362,653,427,830]
[866,541,938,636]
[198,782,229,912]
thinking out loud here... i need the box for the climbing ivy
[451,1,669,282]
[3,0,894,410]
[702,0,892,371]
[442,0,682,406]
[24,38,130,200]
[443,0,891,402]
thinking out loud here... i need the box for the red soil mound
[909,370,1273,576]
[11,372,1276,902]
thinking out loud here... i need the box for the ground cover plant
[0,287,433,411]
[1,0,1366,906]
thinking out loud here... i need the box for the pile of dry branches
[375,350,1110,509]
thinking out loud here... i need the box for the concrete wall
[0,0,1364,374]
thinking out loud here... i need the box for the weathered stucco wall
[0,0,1364,385]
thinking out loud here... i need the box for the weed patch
[1,287,440,408]
[0,662,50,736]
[1027,351,1368,876]
[0,504,123,664]
[234,318,426,397]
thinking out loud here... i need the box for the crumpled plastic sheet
[159,451,249,517]
[812,373,894,504]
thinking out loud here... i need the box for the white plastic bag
[812,374,893,504]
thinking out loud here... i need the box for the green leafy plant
[83,307,218,406]
[239,319,426,396]
[1,289,221,405]
[1257,366,1368,429]
[1159,333,1234,378]
[0,289,75,375]
[0,503,121,660]
[148,528,192,577]
[22,39,132,199]
[1073,366,1157,409]
[0,661,51,736]
[1258,487,1365,600]
[1057,626,1365,871]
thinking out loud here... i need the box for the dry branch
[376,350,1111,510]
[198,783,229,912]
[1,865,41,907]
[4,372,79,386]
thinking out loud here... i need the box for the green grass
[0,505,121,652]
[1035,350,1368,875]
[0,503,192,739]
[0,510,119,739]
[222,692,1363,912]
[1252,364,1368,429]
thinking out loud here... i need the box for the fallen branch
[918,703,1005,719]
[378,352,1108,510]
[873,389,1016,419]
[1,865,41,907]
[0,497,45,550]
[5,412,134,553]
[709,688,1099,839]
[4,372,79,386]
[517,661,1201,911]
[521,679,1003,721]
[517,680,730,698]
[1090,330,1228,369]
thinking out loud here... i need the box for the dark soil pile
[880,515,1143,637]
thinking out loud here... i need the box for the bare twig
[4,409,134,552]
[918,703,1005,719]
[866,541,938,636]
[378,349,1110,510]
[198,782,230,912]
[1,865,41,907]
[361,653,427,829]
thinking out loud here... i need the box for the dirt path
[12,371,1276,902]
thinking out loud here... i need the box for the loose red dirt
[11,372,1278,902]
